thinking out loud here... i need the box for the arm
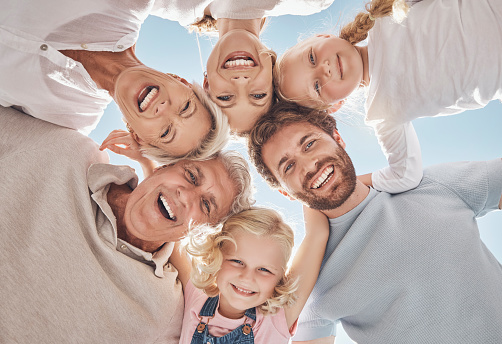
[168,242,191,290]
[357,173,373,187]
[284,206,330,329]
[293,336,336,344]
[371,122,423,193]
[99,129,157,178]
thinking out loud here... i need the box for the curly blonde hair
[185,207,298,316]
[274,0,409,106]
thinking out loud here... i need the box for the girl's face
[216,230,286,319]
[279,34,364,107]
[114,67,212,157]
[205,29,274,133]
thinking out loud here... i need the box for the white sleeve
[371,121,423,193]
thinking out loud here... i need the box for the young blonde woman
[169,207,329,344]
[274,0,502,193]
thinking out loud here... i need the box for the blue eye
[217,95,232,101]
[259,267,272,273]
[309,48,315,65]
[231,259,243,265]
[252,93,266,100]
[187,169,197,184]
[314,81,320,95]
[306,140,315,150]
[285,162,293,174]
[181,100,190,112]
[161,127,170,138]
[203,199,210,214]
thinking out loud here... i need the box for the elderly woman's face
[114,67,212,157]
[205,29,274,133]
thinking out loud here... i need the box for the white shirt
[0,0,333,135]
[366,0,502,192]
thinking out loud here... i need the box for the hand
[100,129,145,162]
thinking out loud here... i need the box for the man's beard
[292,149,357,211]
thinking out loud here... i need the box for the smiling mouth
[158,194,176,221]
[231,284,256,296]
[311,165,334,189]
[138,86,159,112]
[223,52,257,70]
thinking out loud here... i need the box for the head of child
[273,0,408,109]
[187,207,297,319]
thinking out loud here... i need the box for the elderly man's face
[262,121,357,210]
[124,158,236,243]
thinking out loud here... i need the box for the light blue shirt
[295,159,502,343]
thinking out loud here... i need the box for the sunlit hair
[189,16,269,34]
[248,101,337,189]
[139,82,230,165]
[184,207,298,315]
[215,150,255,219]
[273,0,409,108]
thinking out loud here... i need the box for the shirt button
[81,43,88,49]
[120,244,127,250]
[117,44,124,49]
[40,44,48,51]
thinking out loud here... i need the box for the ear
[327,99,345,114]
[278,188,296,201]
[131,131,144,145]
[203,74,209,91]
[331,129,346,149]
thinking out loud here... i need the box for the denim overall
[190,295,256,344]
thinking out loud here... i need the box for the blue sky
[89,1,502,342]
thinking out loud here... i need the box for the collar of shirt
[87,163,173,278]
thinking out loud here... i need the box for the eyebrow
[277,133,312,172]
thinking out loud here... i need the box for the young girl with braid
[275,0,502,193]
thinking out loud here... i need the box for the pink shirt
[180,281,295,344]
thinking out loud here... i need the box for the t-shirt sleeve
[424,159,502,217]
[293,309,337,341]
[371,121,423,193]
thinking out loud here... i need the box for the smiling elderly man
[248,101,502,344]
[0,106,253,343]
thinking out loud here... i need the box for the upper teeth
[224,59,254,68]
[235,285,254,294]
[139,87,158,111]
[311,166,334,189]
[159,194,174,219]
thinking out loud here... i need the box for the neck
[217,18,262,38]
[355,45,370,86]
[107,183,163,253]
[60,46,143,95]
[320,181,370,219]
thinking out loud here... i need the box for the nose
[319,60,331,80]
[154,101,168,116]
[299,154,319,183]
[231,75,250,84]
[239,267,255,282]
[177,186,198,207]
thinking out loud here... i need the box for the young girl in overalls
[274,0,502,193]
[170,207,329,344]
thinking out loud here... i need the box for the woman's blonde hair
[185,207,298,315]
[274,0,409,105]
[139,82,230,165]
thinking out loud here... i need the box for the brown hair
[247,101,337,189]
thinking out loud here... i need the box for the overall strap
[199,295,219,317]
[243,307,256,322]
